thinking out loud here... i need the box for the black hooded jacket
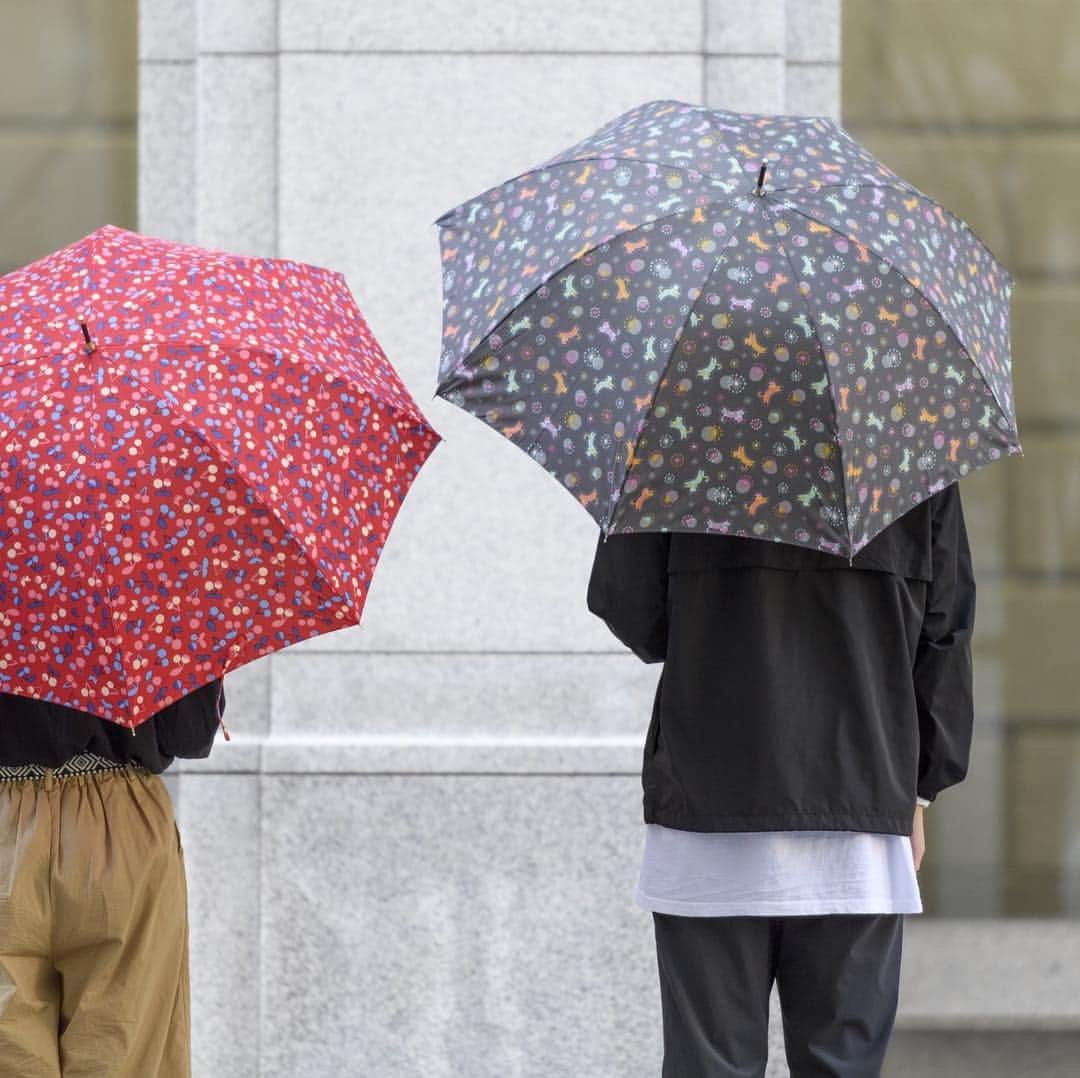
[587,484,975,837]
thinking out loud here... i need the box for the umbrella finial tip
[78,321,96,355]
[755,161,768,197]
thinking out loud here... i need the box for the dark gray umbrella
[435,100,1020,557]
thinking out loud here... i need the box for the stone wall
[138,2,839,1074]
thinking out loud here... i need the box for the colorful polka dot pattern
[436,99,1019,556]
[0,226,439,726]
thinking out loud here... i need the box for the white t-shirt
[635,824,923,917]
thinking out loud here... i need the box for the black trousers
[653,913,903,1078]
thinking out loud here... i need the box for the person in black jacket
[0,682,223,1077]
[588,484,974,1076]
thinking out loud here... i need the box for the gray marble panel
[277,53,703,384]
[175,737,262,773]
[195,55,278,254]
[138,62,197,241]
[197,0,278,52]
[277,54,702,652]
[707,55,786,112]
[897,919,1080,1028]
[280,409,619,653]
[178,774,261,1078]
[172,656,269,773]
[223,654,273,737]
[161,767,180,806]
[885,1029,1080,1078]
[259,737,643,775]
[785,0,841,62]
[260,774,659,1077]
[139,0,195,60]
[269,652,655,738]
[766,993,790,1077]
[784,61,840,118]
[707,0,785,56]
[278,0,703,53]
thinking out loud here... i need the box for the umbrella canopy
[436,100,1020,557]
[0,225,438,726]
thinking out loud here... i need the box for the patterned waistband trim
[0,753,139,782]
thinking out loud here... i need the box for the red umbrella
[0,226,438,726]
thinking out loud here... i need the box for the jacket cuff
[916,796,932,808]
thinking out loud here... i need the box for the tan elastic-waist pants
[0,768,190,1077]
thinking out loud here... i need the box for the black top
[0,680,224,773]
[587,484,975,836]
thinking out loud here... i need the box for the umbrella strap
[216,678,231,742]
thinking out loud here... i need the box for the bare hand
[911,804,926,871]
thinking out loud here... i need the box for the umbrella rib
[437,153,733,229]
[87,358,132,719]
[0,378,131,709]
[134,332,436,447]
[767,219,854,559]
[771,196,1015,430]
[545,152,734,187]
[442,188,928,384]
[112,361,357,614]
[797,177,1013,282]
[769,179,917,195]
[606,209,749,533]
[690,108,794,183]
[774,178,1009,277]
[77,223,135,717]
[444,191,936,387]
[544,105,877,197]
[0,382,74,452]
[439,193,751,389]
[768,181,1010,291]
[4,344,433,633]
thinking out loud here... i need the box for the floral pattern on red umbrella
[0,225,438,726]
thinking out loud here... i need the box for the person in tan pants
[0,682,222,1077]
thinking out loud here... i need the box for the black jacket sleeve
[155,678,225,760]
[913,485,975,803]
[586,533,671,664]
